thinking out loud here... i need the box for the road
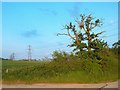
[2,81,119,88]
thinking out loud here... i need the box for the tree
[112,40,120,55]
[52,51,69,61]
[112,40,120,48]
[57,14,107,58]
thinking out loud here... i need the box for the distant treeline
[0,58,9,60]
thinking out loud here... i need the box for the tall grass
[2,49,118,84]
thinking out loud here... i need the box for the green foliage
[2,49,118,84]
[52,51,68,61]
[90,39,108,52]
[112,40,120,48]
[58,14,108,59]
[111,40,120,56]
[2,13,119,84]
[52,50,79,61]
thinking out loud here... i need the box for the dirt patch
[2,81,119,88]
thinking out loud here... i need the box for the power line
[95,21,118,32]
[99,32,118,38]
[101,21,117,28]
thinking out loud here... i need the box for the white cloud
[109,20,117,26]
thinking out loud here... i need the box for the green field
[2,56,118,84]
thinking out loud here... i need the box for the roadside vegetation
[2,14,119,84]
[2,47,119,84]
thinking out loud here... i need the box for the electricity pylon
[28,45,32,61]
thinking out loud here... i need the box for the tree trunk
[88,33,91,52]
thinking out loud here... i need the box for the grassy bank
[2,56,118,84]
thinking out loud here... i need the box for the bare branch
[89,24,97,30]
[83,27,88,33]
[67,28,76,40]
[77,32,81,36]
[75,17,80,25]
[80,14,87,21]
[57,33,75,40]
[68,34,76,40]
[95,31,105,37]
[75,18,85,31]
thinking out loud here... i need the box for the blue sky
[0,2,2,59]
[2,0,120,2]
[2,2,118,60]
